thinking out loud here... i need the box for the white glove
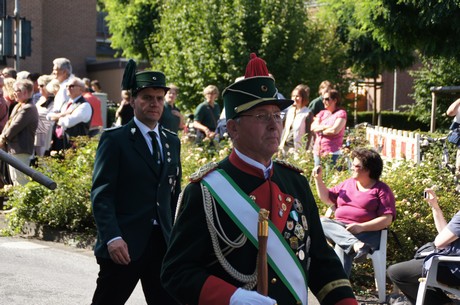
[229,288,277,305]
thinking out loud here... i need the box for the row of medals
[280,197,310,262]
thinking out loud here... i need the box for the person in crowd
[0,77,9,133]
[35,76,58,157]
[16,70,30,80]
[279,84,314,154]
[51,57,73,112]
[47,77,92,151]
[82,77,94,93]
[28,72,42,104]
[193,85,221,143]
[114,90,134,126]
[161,59,358,305]
[308,80,332,116]
[310,89,347,166]
[91,60,181,305]
[82,84,103,137]
[0,79,38,185]
[446,98,460,191]
[3,77,17,117]
[1,67,17,79]
[159,84,185,133]
[313,148,396,275]
[90,79,103,93]
[387,187,460,305]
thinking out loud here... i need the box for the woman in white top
[279,84,313,154]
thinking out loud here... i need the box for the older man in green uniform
[161,73,358,305]
[91,60,181,305]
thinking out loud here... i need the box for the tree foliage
[407,56,460,129]
[151,0,346,112]
[360,0,460,59]
[99,0,162,61]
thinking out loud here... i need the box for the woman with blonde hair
[35,75,58,156]
[279,84,313,154]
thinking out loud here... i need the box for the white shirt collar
[234,148,273,179]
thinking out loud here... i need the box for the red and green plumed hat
[121,59,170,95]
[222,53,293,120]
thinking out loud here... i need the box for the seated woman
[387,188,460,305]
[279,84,313,154]
[312,148,396,275]
[310,89,347,166]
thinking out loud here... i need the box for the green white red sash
[202,169,307,305]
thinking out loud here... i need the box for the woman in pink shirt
[310,89,347,166]
[313,148,396,275]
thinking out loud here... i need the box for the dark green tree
[360,0,460,59]
[100,0,162,61]
[152,0,345,111]
[319,0,415,124]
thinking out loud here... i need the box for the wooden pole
[257,208,269,296]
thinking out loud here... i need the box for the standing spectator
[387,188,460,305]
[82,77,94,93]
[0,79,38,185]
[90,79,102,93]
[51,57,73,112]
[91,60,181,305]
[1,67,17,79]
[3,77,17,117]
[310,89,347,166]
[47,77,92,151]
[0,77,9,132]
[114,90,134,126]
[159,84,185,133]
[35,76,58,157]
[161,72,358,305]
[279,84,313,154]
[313,148,396,275]
[16,71,30,80]
[308,80,332,116]
[193,85,221,142]
[83,86,103,137]
[28,72,42,104]
[446,98,460,191]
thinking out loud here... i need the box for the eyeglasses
[39,84,45,88]
[323,97,331,101]
[239,112,284,123]
[67,85,76,89]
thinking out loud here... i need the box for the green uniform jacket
[161,152,355,305]
[91,119,181,260]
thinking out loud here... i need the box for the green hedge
[348,111,432,132]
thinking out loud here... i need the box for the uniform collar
[230,148,273,179]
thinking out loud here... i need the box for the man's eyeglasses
[323,97,331,101]
[239,112,284,123]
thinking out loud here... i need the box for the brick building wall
[1,0,96,77]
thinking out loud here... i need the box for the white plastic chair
[325,207,388,303]
[415,255,460,305]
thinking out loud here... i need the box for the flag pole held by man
[161,54,358,305]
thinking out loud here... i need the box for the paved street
[0,236,145,305]
[0,236,321,305]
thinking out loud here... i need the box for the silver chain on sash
[201,183,257,289]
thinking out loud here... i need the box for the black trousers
[387,258,459,305]
[91,227,177,305]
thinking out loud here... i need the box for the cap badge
[261,85,268,92]
[152,76,157,80]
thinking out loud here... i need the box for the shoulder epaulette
[190,162,219,182]
[274,159,303,174]
[103,125,123,132]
